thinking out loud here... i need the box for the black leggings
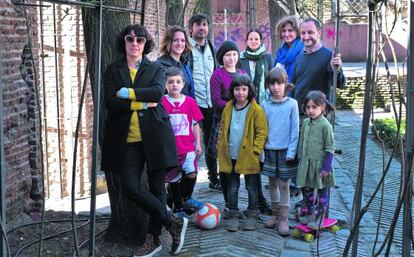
[119,143,172,236]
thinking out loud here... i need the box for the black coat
[237,52,273,78]
[157,55,192,96]
[101,57,178,173]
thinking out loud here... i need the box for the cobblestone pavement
[64,110,405,256]
[333,110,405,257]
[156,110,403,257]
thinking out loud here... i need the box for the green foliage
[192,0,211,16]
[371,118,406,146]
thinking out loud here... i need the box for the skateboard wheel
[330,225,340,233]
[292,228,301,238]
[304,233,314,242]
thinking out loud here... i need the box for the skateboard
[291,218,340,242]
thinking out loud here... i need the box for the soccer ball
[195,203,221,230]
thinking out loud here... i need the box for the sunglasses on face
[124,35,146,44]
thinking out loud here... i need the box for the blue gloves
[118,87,129,99]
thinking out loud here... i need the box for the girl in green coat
[296,91,336,229]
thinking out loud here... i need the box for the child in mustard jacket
[217,74,268,232]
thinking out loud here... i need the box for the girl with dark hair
[296,90,336,229]
[217,74,268,232]
[157,26,194,97]
[238,29,274,215]
[101,24,187,256]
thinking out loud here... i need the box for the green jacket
[297,115,336,189]
[298,116,335,160]
[217,100,268,175]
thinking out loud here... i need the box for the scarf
[274,38,304,81]
[242,44,266,104]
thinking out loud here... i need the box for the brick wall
[38,0,170,200]
[0,0,42,216]
[255,0,272,54]
[38,0,168,201]
[0,0,170,216]
[139,0,166,59]
[37,4,93,199]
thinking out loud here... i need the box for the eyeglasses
[124,35,146,44]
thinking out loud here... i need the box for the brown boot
[264,203,279,229]
[278,206,289,236]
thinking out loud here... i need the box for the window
[217,0,241,13]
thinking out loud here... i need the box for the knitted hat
[216,40,240,65]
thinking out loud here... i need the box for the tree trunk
[165,0,184,26]
[82,1,149,245]
[268,0,296,55]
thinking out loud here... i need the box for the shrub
[371,118,406,146]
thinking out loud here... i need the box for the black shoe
[168,216,188,255]
[208,181,222,191]
[135,234,162,257]
[258,201,273,215]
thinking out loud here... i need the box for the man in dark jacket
[292,18,346,112]
[291,18,346,208]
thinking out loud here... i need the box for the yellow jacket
[217,100,268,175]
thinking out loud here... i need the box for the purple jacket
[210,67,246,118]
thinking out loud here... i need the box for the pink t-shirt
[162,95,204,155]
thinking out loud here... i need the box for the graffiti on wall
[324,27,343,41]
[258,23,271,52]
[214,28,245,48]
[213,13,244,24]
[213,22,273,52]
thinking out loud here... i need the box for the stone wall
[0,0,42,217]
[337,75,404,110]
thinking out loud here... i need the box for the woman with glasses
[157,26,194,98]
[101,24,187,256]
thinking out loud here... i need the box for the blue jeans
[119,143,172,236]
[226,160,258,211]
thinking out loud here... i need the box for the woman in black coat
[238,29,273,104]
[157,26,194,97]
[101,24,187,256]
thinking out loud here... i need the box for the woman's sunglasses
[124,35,146,44]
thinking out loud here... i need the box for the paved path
[168,110,407,257]
[48,110,406,256]
[333,110,405,257]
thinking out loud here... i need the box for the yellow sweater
[126,68,141,142]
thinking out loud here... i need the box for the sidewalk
[169,110,402,257]
[46,110,404,256]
